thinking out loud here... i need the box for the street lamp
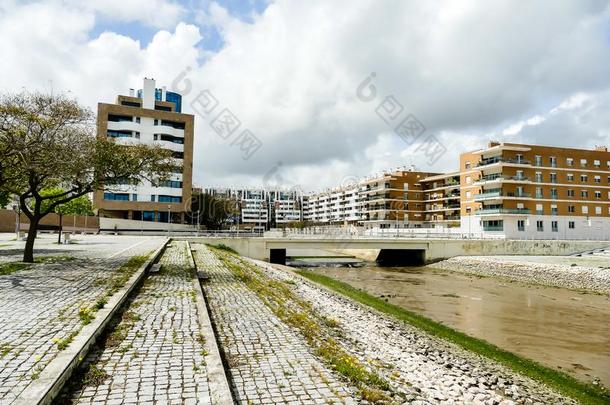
[12,202,20,239]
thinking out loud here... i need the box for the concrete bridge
[179,236,610,265]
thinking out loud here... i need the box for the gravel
[431,256,610,295]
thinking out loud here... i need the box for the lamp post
[167,205,171,237]
[12,203,20,239]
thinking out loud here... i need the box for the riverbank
[198,245,602,404]
[432,255,610,295]
[294,269,609,404]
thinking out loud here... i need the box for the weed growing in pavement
[210,247,394,403]
[94,296,108,310]
[78,307,95,325]
[0,343,11,357]
[56,331,79,351]
[82,364,110,386]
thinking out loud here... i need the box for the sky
[1,0,610,192]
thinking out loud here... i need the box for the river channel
[300,262,610,387]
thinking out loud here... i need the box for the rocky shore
[432,256,610,295]
[258,260,575,404]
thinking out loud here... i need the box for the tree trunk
[23,217,39,263]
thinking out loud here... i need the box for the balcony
[476,208,531,216]
[474,189,502,201]
[477,157,531,167]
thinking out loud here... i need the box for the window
[567,189,575,197]
[569,221,575,229]
[535,187,543,198]
[594,175,601,183]
[581,174,588,182]
[550,188,558,199]
[516,154,524,163]
[536,220,544,231]
[580,158,587,167]
[466,191,472,198]
[550,156,557,167]
[517,220,525,231]
[568,205,575,213]
[516,186,525,197]
[550,173,557,183]
[465,161,471,169]
[594,159,601,168]
[567,173,574,182]
[131,194,137,201]
[535,155,542,166]
[158,195,182,203]
[581,190,589,198]
[535,172,542,182]
[134,132,140,139]
[135,117,141,123]
[120,100,141,107]
[536,204,543,215]
[466,176,472,184]
[151,195,156,202]
[159,180,183,188]
[516,170,524,180]
[142,211,155,222]
[551,204,558,215]
[595,191,601,199]
[551,221,558,232]
[595,206,602,215]
[107,130,132,138]
[566,157,573,167]
[154,119,158,126]
[103,192,129,201]
[582,206,589,214]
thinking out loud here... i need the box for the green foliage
[191,192,239,230]
[0,261,29,275]
[297,271,610,405]
[38,187,93,216]
[209,243,238,254]
[0,91,174,262]
[0,191,9,208]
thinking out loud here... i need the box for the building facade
[204,187,303,230]
[460,141,610,239]
[93,78,194,223]
[420,172,461,228]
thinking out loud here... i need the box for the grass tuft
[296,270,610,405]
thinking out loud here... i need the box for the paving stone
[192,244,356,404]
[0,235,163,403]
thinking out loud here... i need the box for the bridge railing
[275,227,506,240]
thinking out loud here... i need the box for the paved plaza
[192,244,357,404]
[59,241,214,404]
[0,234,164,404]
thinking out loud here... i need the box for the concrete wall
[0,209,99,232]
[177,236,610,264]
[99,217,195,232]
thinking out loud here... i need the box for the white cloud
[1,0,610,190]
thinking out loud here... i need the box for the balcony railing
[483,226,504,231]
[476,208,531,215]
[477,157,531,167]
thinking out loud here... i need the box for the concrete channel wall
[178,236,610,263]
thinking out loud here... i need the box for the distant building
[461,141,610,239]
[93,78,194,224]
[203,187,303,230]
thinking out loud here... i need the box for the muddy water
[311,265,610,387]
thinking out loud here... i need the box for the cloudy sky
[1,0,610,192]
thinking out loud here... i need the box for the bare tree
[0,91,176,262]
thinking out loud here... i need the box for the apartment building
[305,184,362,224]
[204,187,303,230]
[419,172,461,228]
[93,78,194,223]
[460,141,610,239]
[360,169,438,229]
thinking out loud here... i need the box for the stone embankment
[195,243,573,404]
[433,256,610,295]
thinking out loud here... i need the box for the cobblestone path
[192,244,357,405]
[59,241,213,404]
[0,237,163,404]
